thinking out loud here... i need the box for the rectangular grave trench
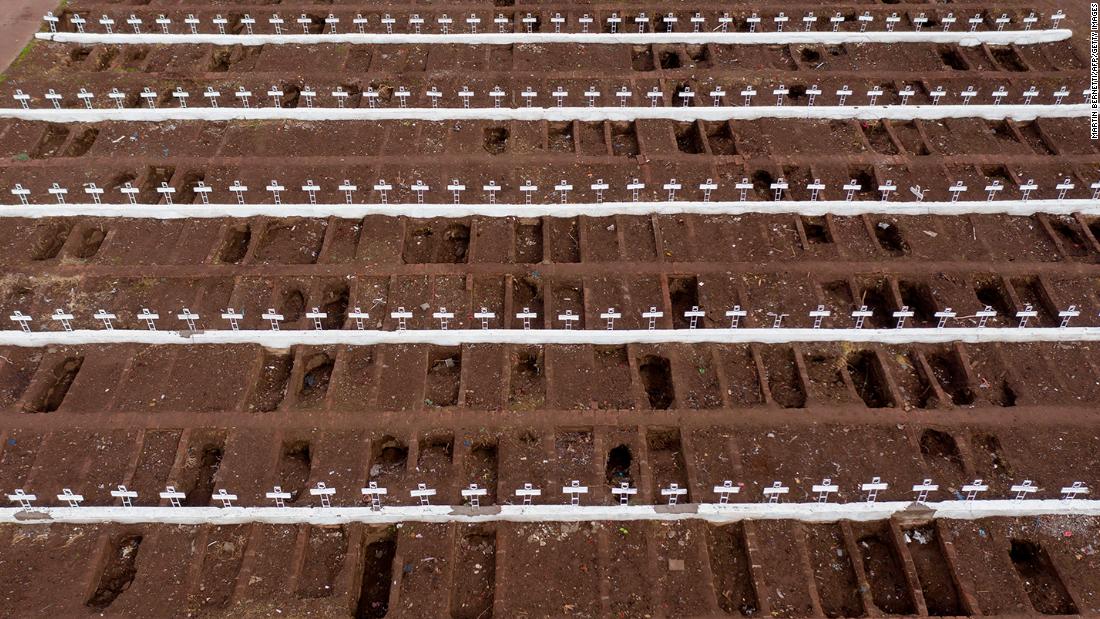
[85,534,142,611]
[903,525,963,616]
[297,351,335,406]
[853,523,916,615]
[425,346,461,407]
[706,523,758,615]
[355,529,397,618]
[451,525,497,619]
[1009,539,1076,615]
[248,350,292,412]
[181,440,225,506]
[509,346,545,409]
[279,439,312,504]
[805,523,864,618]
[23,355,82,413]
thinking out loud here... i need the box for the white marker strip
[0,104,1085,123]
[3,499,1098,526]
[2,327,1100,348]
[0,199,1095,220]
[35,30,1071,47]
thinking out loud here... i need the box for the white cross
[614,87,633,108]
[160,486,186,507]
[410,483,436,506]
[267,180,285,204]
[338,181,357,204]
[99,15,115,34]
[176,308,199,330]
[426,87,442,108]
[433,308,455,330]
[12,89,30,110]
[331,87,349,108]
[520,87,536,107]
[310,482,335,508]
[411,181,429,204]
[515,483,541,505]
[635,13,650,33]
[448,180,466,204]
[348,307,369,330]
[1058,305,1080,328]
[467,14,481,33]
[362,482,388,510]
[991,86,1008,105]
[968,13,983,32]
[813,478,839,503]
[707,87,726,107]
[885,12,901,32]
[381,14,395,34]
[732,178,752,202]
[489,86,505,108]
[202,86,221,108]
[7,490,36,510]
[262,308,283,331]
[913,13,928,32]
[770,178,788,201]
[373,180,392,204]
[684,306,706,329]
[1060,482,1089,501]
[229,181,248,204]
[584,87,600,107]
[1056,178,1075,200]
[137,308,159,330]
[354,14,368,34]
[240,14,256,34]
[391,307,413,330]
[699,179,719,202]
[169,86,190,109]
[213,15,228,35]
[857,11,873,32]
[1011,480,1038,500]
[156,182,176,205]
[1092,181,1100,201]
[746,13,760,32]
[461,484,488,507]
[719,13,733,32]
[994,13,1010,31]
[267,86,284,108]
[324,13,339,34]
[522,13,536,33]
[836,85,853,106]
[663,12,678,32]
[554,180,573,204]
[84,183,104,204]
[913,479,939,502]
[306,307,327,330]
[126,14,142,33]
[643,86,661,107]
[296,14,312,34]
[663,180,682,201]
[93,309,116,330]
[48,183,68,204]
[714,480,740,504]
[930,86,946,105]
[1051,10,1066,29]
[809,305,831,329]
[563,481,588,506]
[661,483,688,505]
[807,179,826,201]
[139,87,158,109]
[800,11,817,31]
[627,179,645,202]
[458,86,474,108]
[942,13,957,31]
[557,309,579,330]
[266,486,292,507]
[552,87,568,107]
[932,307,959,329]
[471,308,495,330]
[43,88,63,110]
[948,181,968,202]
[1022,86,1040,105]
[546,13,565,33]
[852,305,873,329]
[1015,179,1037,202]
[877,181,897,202]
[861,477,889,503]
[768,84,788,107]
[579,14,593,33]
[183,13,199,34]
[10,311,32,332]
[219,308,243,331]
[976,305,997,328]
[76,88,95,109]
[57,488,84,508]
[591,179,609,203]
[897,86,915,105]
[111,485,138,507]
[866,87,884,106]
[10,183,31,205]
[233,87,253,109]
[763,481,789,504]
[842,181,862,201]
[1016,304,1039,328]
[741,86,757,106]
[677,88,694,107]
[43,11,59,32]
[51,309,75,332]
[600,308,622,330]
[724,306,747,329]
[893,306,914,329]
[961,479,989,502]
[516,307,537,330]
[213,489,237,508]
[482,181,501,204]
[984,181,1004,201]
[611,482,637,506]
[71,13,87,33]
[642,307,664,330]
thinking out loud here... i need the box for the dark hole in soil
[355,536,397,619]
[281,288,307,322]
[439,223,470,263]
[606,444,633,486]
[25,356,83,413]
[71,225,107,259]
[1047,216,1090,256]
[938,46,969,70]
[638,355,675,409]
[92,47,117,71]
[509,348,544,409]
[659,49,682,69]
[298,353,334,402]
[218,224,251,264]
[32,124,70,159]
[848,167,876,196]
[64,127,99,157]
[1012,276,1056,324]
[973,278,1012,318]
[873,221,909,256]
[86,535,142,610]
[140,165,175,203]
[847,351,892,407]
[751,169,776,200]
[826,44,846,57]
[514,220,544,262]
[668,276,700,328]
[69,46,92,63]
[686,44,710,66]
[704,121,737,155]
[372,436,408,476]
[185,444,223,506]
[512,276,543,327]
[988,120,1018,142]
[121,46,148,70]
[981,165,1014,186]
[483,126,509,154]
[320,283,349,329]
[788,84,807,100]
[548,121,574,152]
[494,0,514,6]
[426,347,461,407]
[675,122,705,153]
[709,524,759,615]
[631,45,655,71]
[209,48,232,72]
[674,82,695,107]
[174,170,205,205]
[908,352,940,409]
[990,46,1027,71]
[858,530,915,614]
[1009,540,1077,615]
[280,84,301,108]
[801,216,832,244]
[864,121,899,155]
[103,171,137,194]
[418,434,454,472]
[610,121,640,156]
[904,526,963,616]
[974,433,1014,479]
[920,429,964,472]
[926,350,975,405]
[857,281,894,328]
[249,352,292,412]
[799,47,821,63]
[279,440,311,502]
[898,280,937,325]
[30,222,71,260]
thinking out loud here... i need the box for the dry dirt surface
[0,1,1098,617]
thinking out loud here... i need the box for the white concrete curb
[2,327,1099,348]
[35,29,1073,47]
[0,199,1096,220]
[0,104,1087,123]
[4,499,1098,526]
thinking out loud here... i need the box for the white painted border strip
[4,499,1098,526]
[2,327,1098,348]
[35,30,1072,47]
[0,104,1087,123]
[0,199,1096,220]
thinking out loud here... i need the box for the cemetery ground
[1,0,1100,617]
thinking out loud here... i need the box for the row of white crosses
[44,10,1067,36]
[9,176,1098,207]
[8,301,1091,333]
[8,477,1091,511]
[12,83,1090,110]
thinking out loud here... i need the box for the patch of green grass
[12,153,29,162]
